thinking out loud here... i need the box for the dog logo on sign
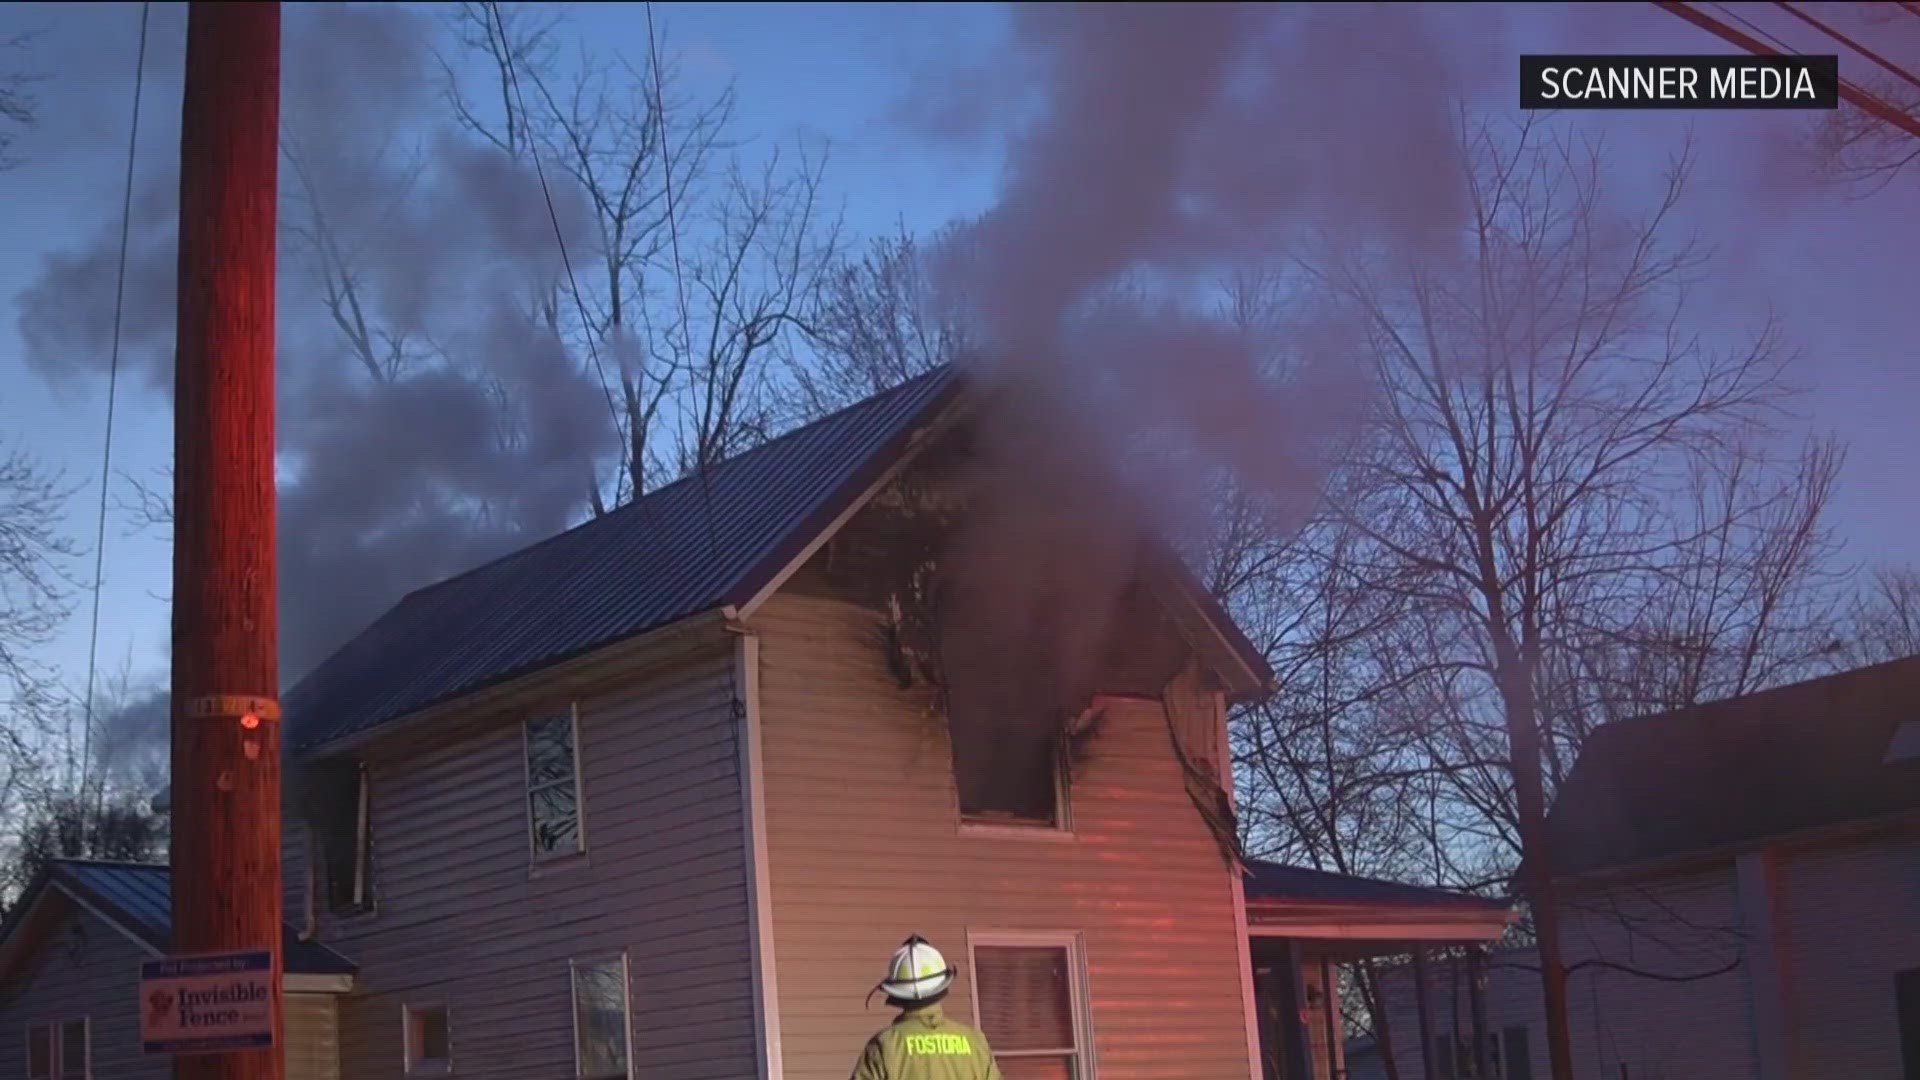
[147,988,175,1028]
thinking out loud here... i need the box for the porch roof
[1242,860,1513,949]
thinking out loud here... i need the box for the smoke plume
[15,4,615,766]
[917,4,1495,752]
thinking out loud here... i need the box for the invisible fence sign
[140,950,276,1055]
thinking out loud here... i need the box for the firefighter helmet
[876,934,956,1003]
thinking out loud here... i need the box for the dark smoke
[17,4,615,769]
[916,4,1496,766]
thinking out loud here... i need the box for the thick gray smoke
[917,4,1498,760]
[16,4,615,767]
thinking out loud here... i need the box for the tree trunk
[1492,642,1576,1080]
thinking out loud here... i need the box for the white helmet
[874,934,956,1004]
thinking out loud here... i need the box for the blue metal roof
[1244,860,1509,912]
[286,367,963,753]
[45,860,356,975]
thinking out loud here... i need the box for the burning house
[0,369,1509,1079]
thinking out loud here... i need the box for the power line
[1774,2,1920,94]
[78,0,150,826]
[1656,1,1920,141]
[483,0,629,498]
[644,0,722,561]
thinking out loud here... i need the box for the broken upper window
[313,760,372,914]
[525,708,584,860]
[946,671,1067,829]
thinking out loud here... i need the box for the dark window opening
[1897,968,1920,1080]
[1430,1032,1504,1079]
[952,721,1062,827]
[27,1023,52,1080]
[25,1019,87,1080]
[313,760,372,914]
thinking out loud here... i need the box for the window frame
[401,1003,452,1076]
[523,705,588,864]
[964,929,1095,1078]
[954,733,1076,838]
[24,1018,88,1080]
[323,761,375,916]
[568,951,633,1080]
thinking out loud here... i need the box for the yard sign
[139,949,276,1055]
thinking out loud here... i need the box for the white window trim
[25,1017,89,1080]
[964,929,1096,1077]
[401,1003,452,1076]
[955,737,1076,838]
[331,762,375,915]
[524,704,588,864]
[568,951,634,1080]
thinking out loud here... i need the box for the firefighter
[851,934,1004,1080]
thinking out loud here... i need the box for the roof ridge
[386,365,958,611]
[52,857,168,871]
[1587,651,1920,739]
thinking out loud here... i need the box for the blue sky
[2,2,1917,711]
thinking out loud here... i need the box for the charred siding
[306,645,759,1080]
[0,902,168,1080]
[754,591,1256,1080]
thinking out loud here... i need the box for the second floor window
[315,760,372,914]
[524,708,584,860]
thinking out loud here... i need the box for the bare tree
[1290,115,1847,1080]
[0,30,36,171]
[0,788,168,917]
[0,444,76,761]
[793,225,974,417]
[0,445,78,911]
[445,3,841,507]
[1804,1,1920,194]
[1841,563,1920,664]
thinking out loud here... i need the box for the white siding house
[1362,661,1920,1080]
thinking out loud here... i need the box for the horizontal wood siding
[0,900,167,1080]
[304,644,759,1079]
[755,592,1256,1080]
[286,992,342,1080]
[1776,829,1920,1078]
[1379,863,1754,1080]
[284,816,311,928]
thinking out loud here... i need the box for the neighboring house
[2,367,1510,1080]
[0,861,353,1079]
[1367,658,1920,1080]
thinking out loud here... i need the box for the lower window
[571,953,632,1080]
[969,934,1090,1079]
[402,1004,451,1075]
[26,1018,89,1080]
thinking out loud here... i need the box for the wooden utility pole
[169,4,283,1080]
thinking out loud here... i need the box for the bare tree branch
[0,30,40,172]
